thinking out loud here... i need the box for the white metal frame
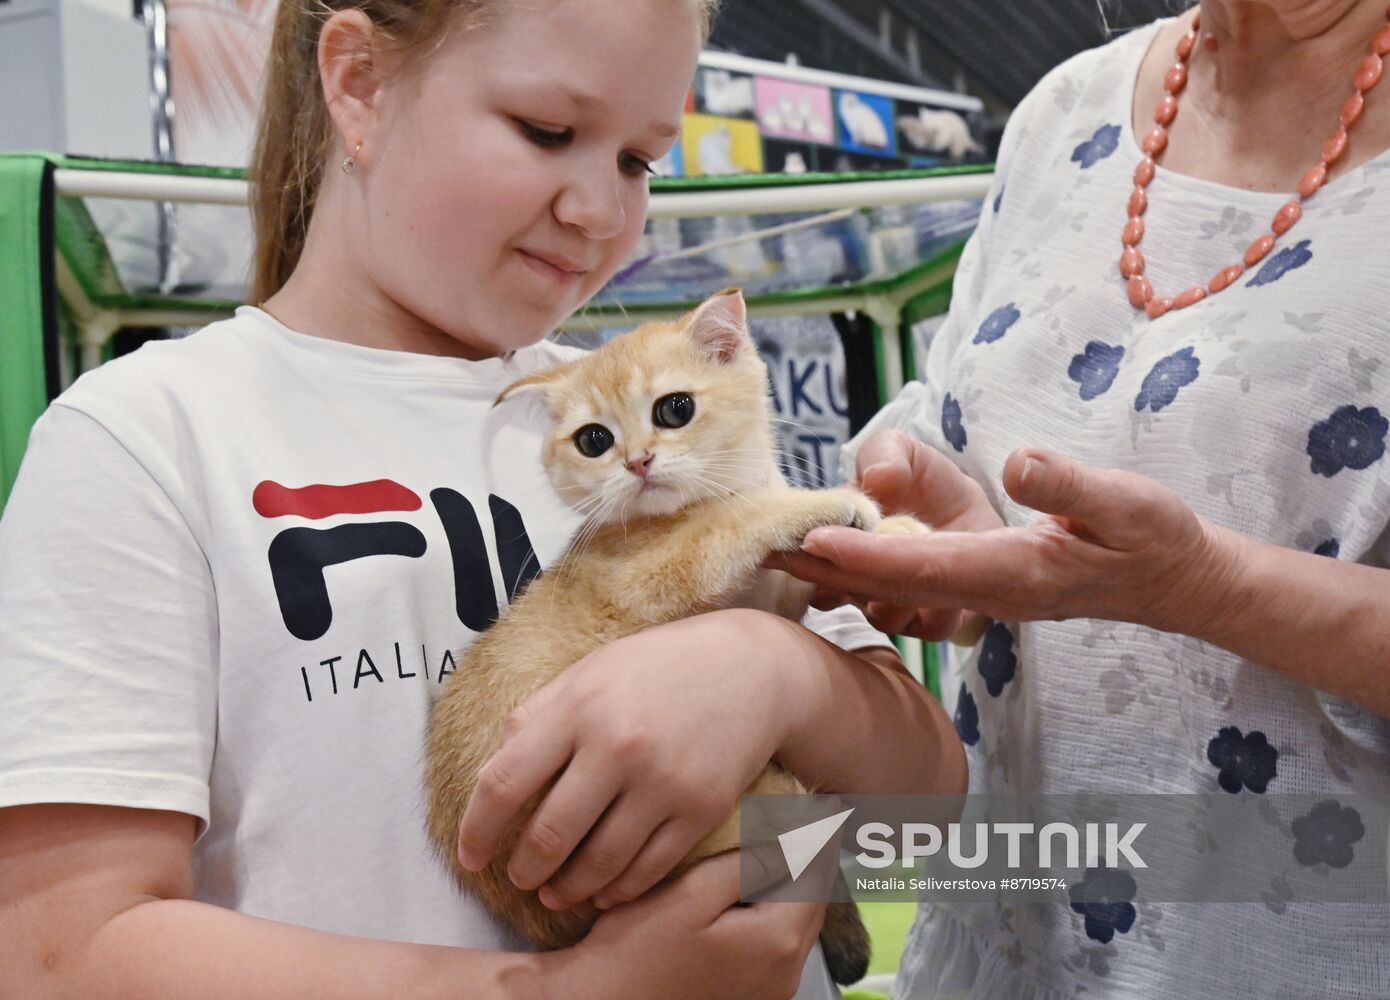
[52,169,992,216]
[698,50,983,113]
[49,168,988,367]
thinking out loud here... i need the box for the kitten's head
[498,288,775,522]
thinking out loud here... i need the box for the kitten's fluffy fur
[425,289,923,984]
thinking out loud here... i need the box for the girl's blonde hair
[249,0,720,303]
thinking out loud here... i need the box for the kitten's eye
[573,424,614,457]
[653,392,695,429]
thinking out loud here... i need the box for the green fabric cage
[0,152,994,700]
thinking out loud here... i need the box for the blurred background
[2,0,1176,168]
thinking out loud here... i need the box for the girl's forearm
[41,896,557,1000]
[750,611,968,797]
[1195,525,1390,716]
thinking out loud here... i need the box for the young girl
[0,0,967,997]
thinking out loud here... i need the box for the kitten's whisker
[688,474,756,518]
[687,467,757,496]
[549,490,621,609]
[767,416,828,439]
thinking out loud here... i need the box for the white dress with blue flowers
[844,18,1390,1000]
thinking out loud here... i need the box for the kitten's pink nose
[626,453,655,479]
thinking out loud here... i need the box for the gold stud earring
[342,141,362,174]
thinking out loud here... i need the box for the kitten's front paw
[818,487,882,533]
[875,514,932,537]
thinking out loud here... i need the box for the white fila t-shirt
[0,306,894,957]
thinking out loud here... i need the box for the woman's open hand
[801,428,1006,639]
[771,445,1238,636]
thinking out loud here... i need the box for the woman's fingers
[770,529,964,604]
[772,525,1044,613]
[809,588,848,611]
[857,429,1000,531]
[1003,447,1175,548]
[862,599,919,635]
[864,601,965,641]
[505,750,623,892]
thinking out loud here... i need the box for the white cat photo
[701,70,755,117]
[898,107,984,160]
[837,92,888,149]
[696,126,740,175]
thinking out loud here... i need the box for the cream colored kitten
[425,288,923,984]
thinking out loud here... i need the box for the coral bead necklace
[1123,6,1390,319]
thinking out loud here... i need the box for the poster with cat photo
[895,102,986,164]
[754,77,834,145]
[762,138,822,175]
[834,89,896,159]
[693,68,757,120]
[681,113,764,177]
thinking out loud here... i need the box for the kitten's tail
[820,897,872,986]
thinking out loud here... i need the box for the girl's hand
[545,851,827,1000]
[456,611,789,912]
[806,429,1005,640]
[771,446,1238,636]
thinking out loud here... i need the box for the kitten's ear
[494,367,564,408]
[687,287,750,365]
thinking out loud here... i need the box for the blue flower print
[954,684,980,746]
[1069,868,1137,944]
[1068,341,1125,401]
[1206,726,1279,793]
[1246,239,1312,288]
[1307,405,1388,477]
[1134,346,1200,413]
[942,393,967,452]
[977,621,1017,697]
[993,184,1005,214]
[1313,538,1341,558]
[973,303,1021,345]
[1292,800,1365,869]
[1071,124,1121,169]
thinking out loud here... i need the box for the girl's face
[358,0,700,357]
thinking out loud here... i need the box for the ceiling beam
[792,0,953,91]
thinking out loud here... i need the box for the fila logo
[254,479,540,641]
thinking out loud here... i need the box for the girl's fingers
[590,816,702,909]
[541,793,668,909]
[659,850,746,919]
[714,895,828,963]
[458,708,575,871]
[505,750,622,892]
